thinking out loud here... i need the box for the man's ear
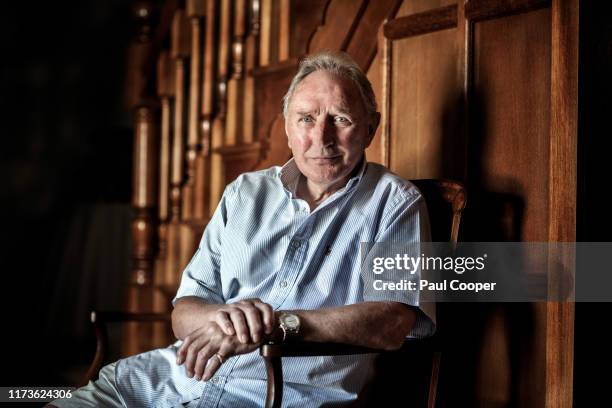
[366,112,381,146]
[284,116,292,148]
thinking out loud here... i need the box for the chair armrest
[81,310,171,387]
[259,341,382,358]
[90,310,171,324]
[260,337,435,358]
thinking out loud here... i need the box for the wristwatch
[278,312,301,342]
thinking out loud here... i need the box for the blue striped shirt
[115,159,434,407]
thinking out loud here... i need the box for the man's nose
[312,117,336,147]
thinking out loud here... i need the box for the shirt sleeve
[172,183,235,306]
[362,189,436,338]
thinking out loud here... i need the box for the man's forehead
[289,71,362,113]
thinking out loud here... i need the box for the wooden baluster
[194,0,219,222]
[233,0,246,80]
[217,0,262,182]
[170,9,191,221]
[124,2,159,356]
[156,50,174,260]
[183,0,206,221]
[225,0,246,146]
[241,0,261,145]
[251,0,261,68]
[209,0,232,213]
[278,0,290,61]
[163,9,195,328]
[259,0,279,66]
[152,50,175,348]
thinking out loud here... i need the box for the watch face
[282,314,300,329]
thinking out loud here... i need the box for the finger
[240,303,265,343]
[252,301,275,334]
[202,340,233,382]
[201,354,222,382]
[214,310,235,335]
[177,335,194,365]
[193,345,214,381]
[184,337,207,378]
[229,309,250,343]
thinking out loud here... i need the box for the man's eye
[334,117,351,125]
[299,116,313,123]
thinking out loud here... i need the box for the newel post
[124,1,160,356]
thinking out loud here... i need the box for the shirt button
[279,281,288,288]
[211,377,218,383]
[292,241,301,249]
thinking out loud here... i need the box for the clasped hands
[176,298,276,382]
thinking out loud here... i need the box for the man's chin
[304,172,347,187]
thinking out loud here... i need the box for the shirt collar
[278,156,368,196]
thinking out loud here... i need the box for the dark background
[0,0,610,406]
[0,0,134,389]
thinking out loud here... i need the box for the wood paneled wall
[123,1,577,406]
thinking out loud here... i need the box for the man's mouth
[310,156,341,164]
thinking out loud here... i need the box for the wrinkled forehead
[289,70,365,114]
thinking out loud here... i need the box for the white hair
[281,51,377,119]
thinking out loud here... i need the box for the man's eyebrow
[293,105,353,116]
[336,99,352,112]
[334,105,352,115]
[295,110,315,115]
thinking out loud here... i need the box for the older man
[51,51,434,407]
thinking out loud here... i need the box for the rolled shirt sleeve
[172,184,235,306]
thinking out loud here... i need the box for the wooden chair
[259,179,467,408]
[83,179,466,408]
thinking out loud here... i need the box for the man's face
[285,70,378,187]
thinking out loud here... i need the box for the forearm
[172,296,221,340]
[292,301,417,350]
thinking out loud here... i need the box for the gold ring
[214,353,225,364]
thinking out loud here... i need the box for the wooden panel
[288,0,328,58]
[308,0,367,52]
[252,60,297,168]
[365,36,384,165]
[471,8,552,407]
[473,9,551,242]
[345,0,403,69]
[388,27,461,180]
